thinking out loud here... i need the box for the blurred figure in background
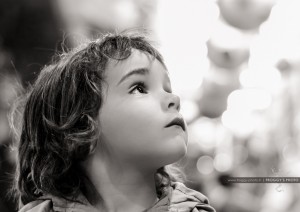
[0,50,23,212]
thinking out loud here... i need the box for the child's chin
[163,144,188,165]
[174,144,188,161]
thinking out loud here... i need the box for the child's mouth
[165,117,186,131]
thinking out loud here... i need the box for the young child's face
[97,49,188,169]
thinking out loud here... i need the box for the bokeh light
[227,89,272,112]
[214,153,233,172]
[197,155,214,175]
[239,67,282,93]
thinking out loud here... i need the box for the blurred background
[1,0,300,211]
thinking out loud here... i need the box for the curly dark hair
[10,30,186,208]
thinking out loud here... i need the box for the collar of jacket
[18,182,216,212]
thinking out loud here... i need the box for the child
[13,30,216,212]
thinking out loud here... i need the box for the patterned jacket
[18,182,216,212]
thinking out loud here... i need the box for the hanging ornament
[218,0,276,30]
[198,64,241,118]
[207,22,250,69]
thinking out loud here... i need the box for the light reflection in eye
[129,81,147,94]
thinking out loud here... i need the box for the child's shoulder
[170,181,211,204]
[18,193,98,212]
[18,199,52,212]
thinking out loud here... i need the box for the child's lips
[165,116,186,131]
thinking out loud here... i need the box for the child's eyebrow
[117,68,149,85]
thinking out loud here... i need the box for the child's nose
[166,93,181,112]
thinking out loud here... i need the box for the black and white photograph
[0,0,300,212]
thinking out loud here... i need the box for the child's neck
[82,152,159,212]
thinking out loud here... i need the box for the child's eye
[130,82,148,94]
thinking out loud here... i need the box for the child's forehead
[104,49,170,84]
